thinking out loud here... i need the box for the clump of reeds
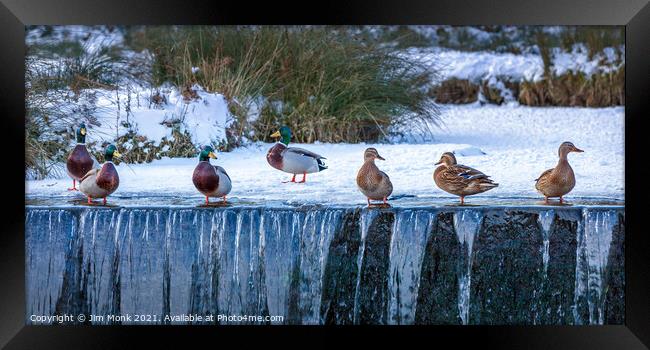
[127,26,440,143]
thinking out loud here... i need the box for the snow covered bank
[87,85,232,148]
[409,45,624,83]
[26,104,624,204]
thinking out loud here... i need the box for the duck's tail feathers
[480,182,499,189]
[317,158,328,171]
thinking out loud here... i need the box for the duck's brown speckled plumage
[66,144,94,180]
[433,152,497,201]
[356,148,393,201]
[535,142,583,199]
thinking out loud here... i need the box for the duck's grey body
[282,147,322,173]
[208,166,232,197]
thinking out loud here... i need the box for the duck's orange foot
[68,180,78,191]
[102,197,107,205]
[283,174,297,183]
[222,195,227,203]
[367,198,390,208]
[87,196,93,205]
[297,173,307,183]
[370,203,391,208]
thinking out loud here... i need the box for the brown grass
[429,66,623,108]
[480,82,505,105]
[519,67,624,107]
[429,78,479,104]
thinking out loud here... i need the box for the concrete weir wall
[25,205,624,325]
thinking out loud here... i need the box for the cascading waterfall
[25,205,624,325]
[453,210,483,325]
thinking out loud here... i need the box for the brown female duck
[66,123,95,191]
[434,152,498,204]
[535,141,584,203]
[356,148,393,206]
[79,144,121,205]
[192,146,232,204]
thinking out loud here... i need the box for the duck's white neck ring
[277,141,289,146]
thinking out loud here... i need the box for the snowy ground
[26,104,624,205]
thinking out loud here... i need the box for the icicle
[453,209,482,325]
[296,209,343,324]
[143,210,150,241]
[353,208,379,323]
[113,209,124,246]
[538,210,554,275]
[233,210,244,290]
[573,209,617,325]
[388,209,435,325]
[197,211,204,257]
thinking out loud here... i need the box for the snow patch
[86,85,232,148]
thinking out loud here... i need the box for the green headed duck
[267,126,327,183]
[66,123,95,191]
[535,141,584,204]
[434,152,498,204]
[79,144,121,205]
[356,148,393,206]
[192,146,232,204]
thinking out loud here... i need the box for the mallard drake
[267,126,327,183]
[192,146,232,204]
[66,123,95,191]
[535,141,584,204]
[434,152,498,204]
[356,148,393,206]
[79,144,121,205]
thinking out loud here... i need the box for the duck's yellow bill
[209,152,217,159]
[270,130,281,138]
[113,151,122,158]
[80,128,86,135]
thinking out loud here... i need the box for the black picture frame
[2,0,649,348]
